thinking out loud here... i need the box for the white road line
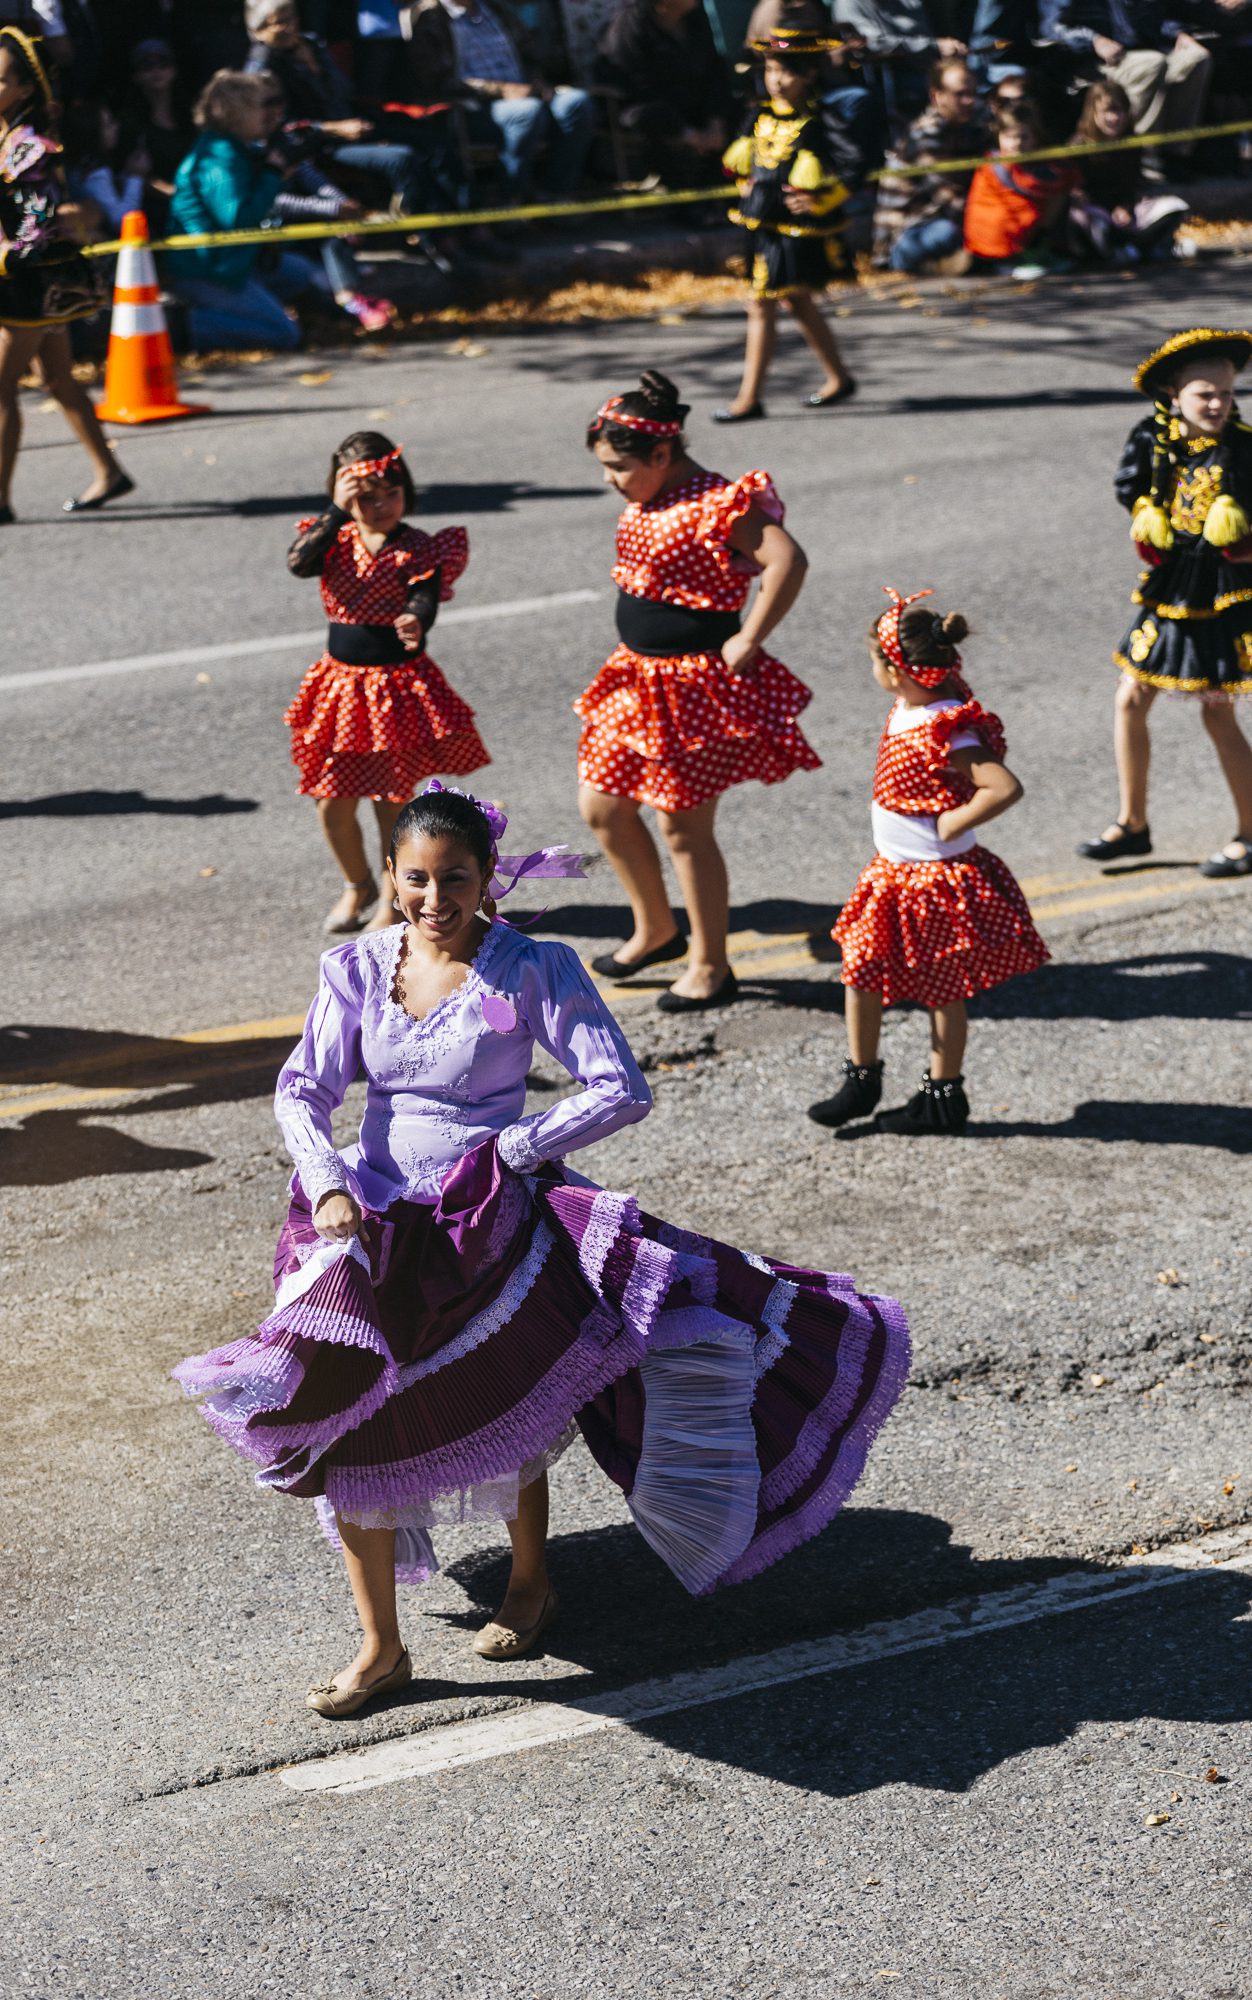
[278,1525,1252,1797]
[1,588,601,692]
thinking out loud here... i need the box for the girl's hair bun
[637,369,689,424]
[941,612,969,645]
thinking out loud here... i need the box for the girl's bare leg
[579,783,680,961]
[36,325,127,497]
[1110,676,1156,833]
[490,1472,551,1632]
[657,797,730,999]
[366,798,405,927]
[0,323,43,508]
[785,289,849,398]
[1200,697,1252,842]
[930,1000,968,1079]
[846,985,884,1065]
[727,294,777,414]
[317,796,378,926]
[333,1516,405,1688]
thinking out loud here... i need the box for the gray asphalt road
[3,258,1251,1998]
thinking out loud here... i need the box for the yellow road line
[0,1084,147,1120]
[177,1014,306,1045]
[1028,875,1240,921]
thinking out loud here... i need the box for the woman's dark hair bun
[637,370,689,424]
[941,612,969,645]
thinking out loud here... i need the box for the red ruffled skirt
[285,650,489,801]
[834,846,1049,1008]
[575,644,821,813]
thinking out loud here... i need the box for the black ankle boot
[874,1073,970,1136]
[807,1058,884,1128]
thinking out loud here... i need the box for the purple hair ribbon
[420,780,588,906]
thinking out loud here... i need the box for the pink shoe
[344,292,396,334]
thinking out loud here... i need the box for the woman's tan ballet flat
[306,1648,411,1718]
[472,1589,559,1661]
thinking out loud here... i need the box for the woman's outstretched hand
[314,1191,363,1240]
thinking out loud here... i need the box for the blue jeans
[331,137,457,215]
[889,215,964,272]
[469,88,594,201]
[176,250,320,352]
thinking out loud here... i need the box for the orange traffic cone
[95,211,209,425]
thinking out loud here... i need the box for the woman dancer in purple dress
[177,786,911,1718]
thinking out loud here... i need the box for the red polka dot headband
[593,395,682,438]
[345,445,405,480]
[875,586,956,689]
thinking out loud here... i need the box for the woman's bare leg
[1200,697,1252,842]
[333,1516,405,1688]
[785,290,849,399]
[846,985,884,1065]
[1111,675,1157,833]
[657,797,730,999]
[490,1472,551,1632]
[727,294,777,414]
[0,323,44,508]
[35,324,127,498]
[579,783,680,962]
[930,1000,968,1079]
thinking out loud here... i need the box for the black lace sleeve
[287,504,350,577]
[405,564,443,636]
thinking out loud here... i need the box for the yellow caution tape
[80,115,1252,259]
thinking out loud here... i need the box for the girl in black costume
[715,26,855,424]
[1079,329,1252,879]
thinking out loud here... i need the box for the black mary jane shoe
[1199,840,1252,879]
[590,931,687,981]
[63,470,136,516]
[1076,821,1152,862]
[656,968,739,1015]
[874,1073,969,1137]
[805,377,858,409]
[712,402,766,424]
[808,1058,884,1129]
[0,503,15,526]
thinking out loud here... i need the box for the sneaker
[344,293,396,334]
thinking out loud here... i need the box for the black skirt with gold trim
[1115,557,1252,696]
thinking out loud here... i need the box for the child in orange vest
[965,103,1077,277]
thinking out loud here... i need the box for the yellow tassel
[1202,493,1251,547]
[1131,499,1174,551]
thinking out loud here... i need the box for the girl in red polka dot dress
[810,589,1048,1136]
[285,431,488,934]
[578,371,817,1013]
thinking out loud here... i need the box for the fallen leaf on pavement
[1204,1767,1222,1783]
[1131,1543,1147,1555]
[656,313,685,325]
[298,370,333,386]
[1144,1812,1170,1826]
[196,672,211,684]
[1199,1331,1219,1343]
[199,866,217,878]
[1064,1462,1078,1473]
[1090,1373,1107,1388]
[1223,1481,1236,1495]
[1127,1478,1138,1491]
[1170,1790,1182,1803]
[1157,1268,1181,1286]
[369,408,390,420]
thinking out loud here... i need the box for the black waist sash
[615,590,740,658]
[327,621,413,666]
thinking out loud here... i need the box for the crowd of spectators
[2,0,1249,346]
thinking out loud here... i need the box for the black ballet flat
[590,931,687,981]
[63,471,136,515]
[656,969,738,1014]
[1199,841,1252,878]
[1076,821,1152,862]
[805,378,858,409]
[712,402,766,424]
[0,504,15,526]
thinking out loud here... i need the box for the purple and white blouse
[275,920,652,1213]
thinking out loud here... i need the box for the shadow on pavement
[971,1100,1252,1152]
[0,790,259,821]
[423,1509,1252,1796]
[511,897,839,942]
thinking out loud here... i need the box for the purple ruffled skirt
[174,1141,910,1595]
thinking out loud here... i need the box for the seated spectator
[966,0,1037,79]
[404,0,595,204]
[596,0,735,185]
[117,36,194,230]
[179,0,252,88]
[62,98,148,236]
[256,75,398,328]
[1038,1,1218,176]
[834,0,969,121]
[872,55,989,272]
[246,0,464,226]
[164,68,327,351]
[1068,77,1189,263]
[965,98,1078,272]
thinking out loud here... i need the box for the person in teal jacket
[165,69,320,351]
